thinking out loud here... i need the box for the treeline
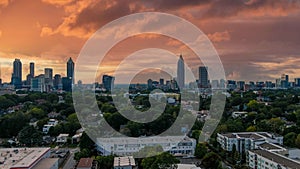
[0,92,79,141]
[212,89,300,149]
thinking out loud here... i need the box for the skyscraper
[26,62,34,86]
[11,59,22,88]
[30,62,34,77]
[54,74,62,90]
[44,68,53,79]
[159,78,164,86]
[44,68,53,92]
[199,66,208,88]
[31,74,45,92]
[147,79,153,90]
[280,74,289,88]
[102,75,115,91]
[177,54,185,89]
[67,57,74,84]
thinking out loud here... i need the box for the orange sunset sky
[1,0,300,83]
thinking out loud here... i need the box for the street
[63,148,79,169]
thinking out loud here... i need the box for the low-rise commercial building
[0,147,51,169]
[113,156,136,169]
[77,158,93,169]
[32,158,59,169]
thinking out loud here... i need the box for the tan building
[114,156,136,169]
[77,158,93,169]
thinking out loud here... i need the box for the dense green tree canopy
[141,152,179,169]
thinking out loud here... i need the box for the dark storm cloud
[201,0,300,19]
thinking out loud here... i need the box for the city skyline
[1,1,300,83]
[1,2,300,169]
[6,57,300,90]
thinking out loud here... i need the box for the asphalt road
[63,148,79,169]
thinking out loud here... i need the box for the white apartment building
[247,149,300,169]
[56,134,69,143]
[97,136,196,156]
[217,132,283,153]
[42,119,58,134]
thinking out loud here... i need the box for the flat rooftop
[0,147,50,169]
[32,158,58,169]
[250,149,300,168]
[258,142,285,151]
[219,132,282,140]
[114,156,135,167]
[97,136,194,145]
[177,164,201,169]
[77,158,93,168]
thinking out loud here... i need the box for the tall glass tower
[30,62,34,77]
[11,59,22,88]
[177,54,185,89]
[67,57,74,84]
[199,66,208,88]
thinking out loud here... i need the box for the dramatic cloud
[1,0,300,83]
[41,0,75,7]
[227,71,241,80]
[0,0,9,7]
[201,0,300,20]
[208,31,231,42]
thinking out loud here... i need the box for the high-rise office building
[26,74,32,86]
[147,79,153,90]
[220,79,226,89]
[227,80,237,90]
[295,78,300,87]
[44,68,53,79]
[26,62,35,86]
[237,81,245,90]
[62,77,72,91]
[159,78,164,86]
[30,62,34,77]
[211,80,219,89]
[280,74,289,88]
[199,66,208,88]
[177,54,185,89]
[67,57,74,84]
[54,74,62,90]
[102,75,115,91]
[11,59,22,88]
[31,74,45,92]
[44,68,53,91]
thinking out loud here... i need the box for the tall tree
[79,132,95,150]
[295,134,300,148]
[141,152,179,169]
[201,152,222,169]
[95,155,114,169]
[18,126,43,146]
[194,143,208,159]
[284,132,297,147]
